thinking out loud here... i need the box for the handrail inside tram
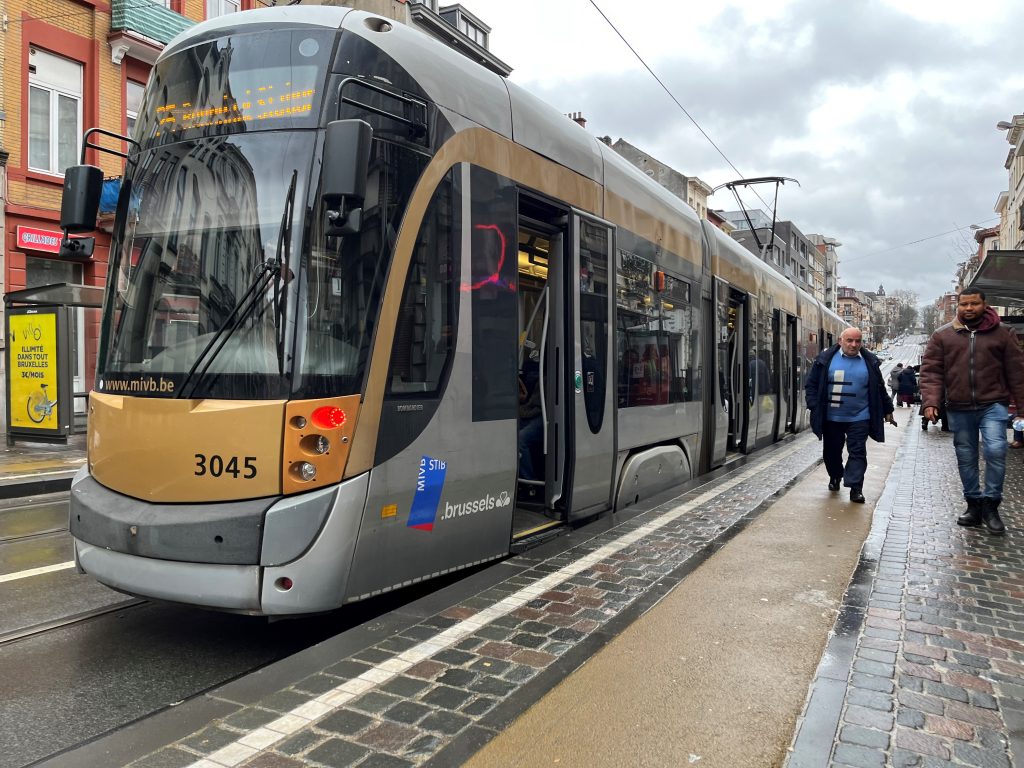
[539,286,550,456]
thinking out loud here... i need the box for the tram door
[708,279,730,466]
[778,312,797,432]
[716,280,750,453]
[772,309,784,439]
[564,214,614,520]
[514,210,613,527]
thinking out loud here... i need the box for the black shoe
[828,477,841,492]
[981,497,1006,535]
[957,498,983,527]
[921,420,928,431]
[850,488,865,504]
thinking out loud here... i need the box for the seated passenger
[518,373,543,481]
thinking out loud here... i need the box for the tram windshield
[97,27,424,401]
[98,133,313,400]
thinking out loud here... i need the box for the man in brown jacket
[920,288,1024,534]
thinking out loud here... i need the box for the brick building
[1,0,202,395]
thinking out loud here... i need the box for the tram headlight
[293,461,317,482]
[300,434,331,455]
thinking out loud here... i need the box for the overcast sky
[470,0,1021,305]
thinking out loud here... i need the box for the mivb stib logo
[407,455,447,531]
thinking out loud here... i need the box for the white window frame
[126,79,146,138]
[27,48,83,176]
[206,0,240,19]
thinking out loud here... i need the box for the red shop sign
[16,226,64,254]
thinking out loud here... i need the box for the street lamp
[997,121,1013,130]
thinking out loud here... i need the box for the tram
[61,6,846,615]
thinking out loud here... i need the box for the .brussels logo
[440,490,511,520]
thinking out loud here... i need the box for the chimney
[566,111,587,128]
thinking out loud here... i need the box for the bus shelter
[4,283,104,445]
[967,250,1024,358]
[968,249,1024,311]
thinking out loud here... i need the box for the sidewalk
[17,413,1024,767]
[0,432,86,499]
[786,413,1024,767]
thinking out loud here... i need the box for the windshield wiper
[176,170,298,399]
[274,170,297,376]
[176,257,282,399]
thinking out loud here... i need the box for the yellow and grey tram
[61,6,845,615]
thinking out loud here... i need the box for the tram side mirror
[59,235,95,260]
[60,165,104,233]
[322,119,373,236]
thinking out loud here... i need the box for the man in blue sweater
[805,328,897,503]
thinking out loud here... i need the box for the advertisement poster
[8,311,59,429]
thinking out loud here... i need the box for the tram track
[0,494,70,545]
[0,495,69,548]
[0,598,146,648]
[0,526,66,545]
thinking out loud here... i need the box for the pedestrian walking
[919,288,1024,535]
[896,364,918,408]
[888,363,903,400]
[806,327,897,503]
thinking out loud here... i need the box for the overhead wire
[22,0,771,221]
[587,0,775,217]
[587,0,1004,282]
[840,217,1000,263]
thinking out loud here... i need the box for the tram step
[510,522,567,554]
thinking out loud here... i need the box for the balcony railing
[109,0,194,64]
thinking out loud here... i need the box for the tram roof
[158,6,706,251]
[967,250,1024,308]
[161,5,354,59]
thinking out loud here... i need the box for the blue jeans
[822,419,870,489]
[946,402,1009,500]
[518,416,544,480]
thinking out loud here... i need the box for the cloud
[484,0,1020,303]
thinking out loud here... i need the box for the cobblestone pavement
[124,436,829,768]
[788,409,1024,768]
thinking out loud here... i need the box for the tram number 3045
[194,453,258,479]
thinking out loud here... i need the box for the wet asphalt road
[0,492,461,768]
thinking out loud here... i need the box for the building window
[126,80,145,137]
[207,0,239,18]
[458,18,487,46]
[28,48,82,175]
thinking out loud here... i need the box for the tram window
[469,167,517,422]
[616,250,697,407]
[753,296,774,396]
[661,274,698,403]
[579,221,608,433]
[386,171,457,394]
[297,140,427,398]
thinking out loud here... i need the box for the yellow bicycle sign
[8,312,58,429]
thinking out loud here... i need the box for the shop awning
[968,250,1024,309]
[4,283,104,308]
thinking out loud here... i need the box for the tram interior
[513,229,559,539]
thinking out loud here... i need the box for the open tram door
[513,203,614,541]
[779,311,798,432]
[714,279,751,455]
